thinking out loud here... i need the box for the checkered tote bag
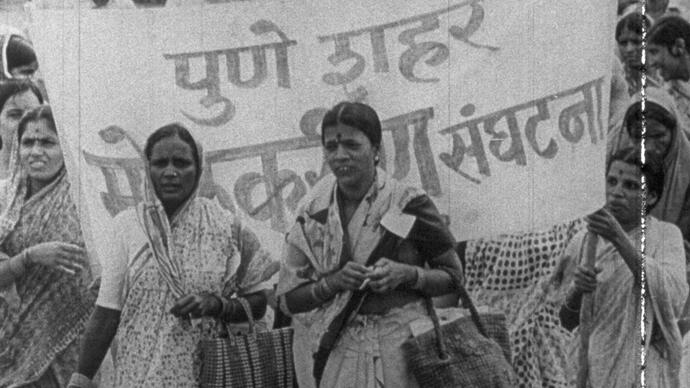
[200,298,295,388]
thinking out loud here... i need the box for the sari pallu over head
[609,87,690,230]
[132,133,276,324]
[0,147,96,387]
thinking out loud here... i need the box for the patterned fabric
[463,219,585,387]
[549,217,687,388]
[0,170,96,388]
[277,169,456,388]
[277,170,431,352]
[96,139,278,387]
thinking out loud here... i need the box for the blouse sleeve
[95,214,129,311]
[227,216,279,297]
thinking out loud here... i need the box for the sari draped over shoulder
[549,218,687,388]
[96,140,278,387]
[0,169,96,388]
[277,169,455,388]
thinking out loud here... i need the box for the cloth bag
[401,269,517,387]
[200,298,295,388]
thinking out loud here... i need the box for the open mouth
[334,166,354,175]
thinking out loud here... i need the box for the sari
[549,217,688,387]
[95,141,278,387]
[608,87,690,241]
[0,168,96,388]
[277,169,457,388]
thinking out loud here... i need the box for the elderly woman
[552,148,688,387]
[0,80,44,178]
[0,105,96,387]
[276,102,463,388]
[68,123,278,387]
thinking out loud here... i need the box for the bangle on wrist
[412,266,425,290]
[311,281,327,303]
[321,276,335,296]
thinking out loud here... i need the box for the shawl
[276,169,455,353]
[0,169,96,387]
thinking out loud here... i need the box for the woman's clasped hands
[327,258,417,294]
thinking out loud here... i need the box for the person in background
[616,12,653,96]
[68,123,278,388]
[0,80,44,178]
[3,34,38,80]
[648,15,690,138]
[276,102,463,388]
[609,87,690,245]
[0,105,96,387]
[609,12,653,131]
[553,148,687,388]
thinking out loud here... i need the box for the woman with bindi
[277,102,463,388]
[552,148,687,388]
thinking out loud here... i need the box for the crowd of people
[0,0,688,387]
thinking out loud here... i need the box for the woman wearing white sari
[551,148,688,387]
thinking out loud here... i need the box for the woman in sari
[609,87,690,242]
[69,123,278,387]
[276,102,463,388]
[0,105,96,387]
[0,80,43,178]
[553,148,688,387]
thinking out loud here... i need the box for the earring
[374,155,380,163]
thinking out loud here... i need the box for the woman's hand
[170,292,221,319]
[327,262,371,292]
[25,241,86,274]
[367,258,416,293]
[585,208,626,244]
[571,264,601,294]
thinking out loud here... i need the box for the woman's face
[148,135,198,211]
[19,119,64,183]
[617,27,643,70]
[605,160,648,227]
[648,43,687,81]
[0,90,41,142]
[323,123,378,192]
[628,116,673,160]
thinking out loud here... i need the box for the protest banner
[29,0,614,266]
